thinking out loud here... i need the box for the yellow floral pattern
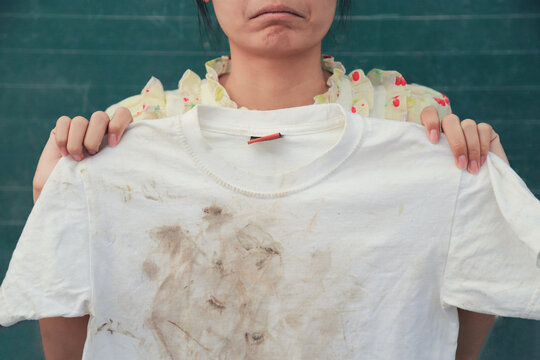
[105,55,452,124]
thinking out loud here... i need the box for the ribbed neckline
[176,103,364,198]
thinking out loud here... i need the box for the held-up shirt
[1,104,539,359]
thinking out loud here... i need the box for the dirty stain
[142,259,159,280]
[165,191,184,199]
[96,318,137,339]
[305,210,320,238]
[398,204,404,216]
[144,204,360,359]
[202,205,233,231]
[149,225,186,258]
[113,184,132,202]
[143,180,162,202]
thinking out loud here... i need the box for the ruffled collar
[125,53,453,124]
[205,54,348,108]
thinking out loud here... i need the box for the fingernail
[429,129,438,143]
[481,155,487,166]
[469,160,479,174]
[457,155,467,170]
[72,154,83,161]
[109,134,117,146]
[59,146,68,156]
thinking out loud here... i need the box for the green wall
[1,0,539,358]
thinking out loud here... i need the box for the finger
[477,123,493,167]
[489,131,510,165]
[55,116,71,156]
[420,106,441,144]
[108,107,133,146]
[461,119,481,174]
[84,111,110,155]
[66,116,89,161]
[33,130,63,202]
[441,114,468,170]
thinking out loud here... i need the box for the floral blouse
[104,55,452,124]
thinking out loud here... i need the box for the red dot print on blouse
[433,97,446,106]
[441,93,450,105]
[183,97,189,102]
[351,106,357,113]
[395,76,407,86]
[352,71,360,82]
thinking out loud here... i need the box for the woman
[32,1,507,358]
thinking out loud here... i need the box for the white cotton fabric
[1,103,539,360]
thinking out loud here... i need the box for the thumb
[489,132,509,165]
[33,130,63,202]
[420,106,441,144]
[107,107,133,147]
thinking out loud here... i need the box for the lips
[250,5,303,19]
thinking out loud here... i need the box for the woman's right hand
[32,107,133,202]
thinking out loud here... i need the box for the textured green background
[1,0,539,358]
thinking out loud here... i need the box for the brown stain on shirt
[143,180,163,202]
[96,318,137,339]
[149,225,186,258]
[113,184,132,202]
[143,204,360,359]
[202,205,233,232]
[142,260,159,280]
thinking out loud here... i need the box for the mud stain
[245,331,264,345]
[143,180,162,202]
[96,318,137,339]
[147,207,284,359]
[168,320,211,352]
[144,204,358,359]
[142,259,159,280]
[149,225,186,258]
[208,295,226,311]
[306,210,320,237]
[202,205,233,232]
[113,184,132,202]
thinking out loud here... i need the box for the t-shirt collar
[177,103,364,198]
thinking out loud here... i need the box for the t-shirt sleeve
[0,158,92,327]
[440,153,540,319]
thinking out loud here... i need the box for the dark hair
[195,0,352,47]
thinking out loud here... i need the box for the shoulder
[84,115,180,168]
[114,116,180,148]
[346,66,453,124]
[360,114,454,159]
[104,69,202,121]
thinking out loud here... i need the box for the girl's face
[211,0,338,57]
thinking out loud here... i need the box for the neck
[219,43,332,110]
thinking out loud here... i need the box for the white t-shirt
[1,104,539,360]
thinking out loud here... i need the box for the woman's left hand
[420,106,509,173]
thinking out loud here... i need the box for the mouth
[250,5,303,19]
